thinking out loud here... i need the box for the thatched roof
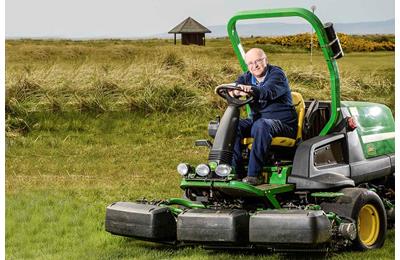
[168,17,211,34]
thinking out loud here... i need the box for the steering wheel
[215,83,254,106]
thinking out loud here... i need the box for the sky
[5,0,396,38]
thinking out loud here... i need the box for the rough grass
[6,39,394,122]
[5,38,395,259]
[5,40,394,137]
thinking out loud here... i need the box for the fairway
[5,39,394,259]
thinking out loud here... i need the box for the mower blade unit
[105,202,176,242]
[249,210,331,245]
[177,209,249,244]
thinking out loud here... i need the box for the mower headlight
[215,164,232,177]
[195,164,210,177]
[177,163,190,176]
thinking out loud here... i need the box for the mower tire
[320,187,387,250]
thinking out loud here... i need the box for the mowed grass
[6,39,395,259]
[6,112,395,259]
[6,112,210,259]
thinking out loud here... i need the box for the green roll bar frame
[227,8,341,135]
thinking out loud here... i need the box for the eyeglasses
[246,57,266,68]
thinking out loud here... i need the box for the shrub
[244,33,395,52]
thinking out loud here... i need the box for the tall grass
[6,39,394,136]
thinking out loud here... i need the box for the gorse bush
[246,33,395,52]
[338,33,395,52]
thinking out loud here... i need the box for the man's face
[245,50,267,77]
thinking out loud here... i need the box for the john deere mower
[105,8,395,251]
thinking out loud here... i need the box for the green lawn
[6,112,395,259]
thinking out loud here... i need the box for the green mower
[105,8,395,251]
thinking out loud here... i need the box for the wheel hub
[358,204,380,246]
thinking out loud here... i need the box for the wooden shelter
[168,17,211,46]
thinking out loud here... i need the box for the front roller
[177,209,249,245]
[249,210,332,249]
[177,208,335,248]
[105,201,356,250]
[105,202,177,242]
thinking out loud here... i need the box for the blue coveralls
[232,65,298,178]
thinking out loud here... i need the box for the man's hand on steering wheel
[229,84,253,97]
[215,83,254,107]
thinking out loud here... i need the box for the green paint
[208,161,217,171]
[269,166,291,185]
[305,204,321,210]
[164,198,205,209]
[383,199,394,209]
[326,212,342,224]
[342,101,395,158]
[160,198,206,216]
[227,8,341,135]
[263,184,295,208]
[311,192,344,198]
[180,179,294,209]
[165,206,183,216]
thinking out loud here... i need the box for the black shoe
[242,176,263,186]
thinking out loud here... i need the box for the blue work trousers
[232,118,296,178]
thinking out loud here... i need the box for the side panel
[350,155,392,184]
[343,101,395,159]
[288,134,354,190]
[290,133,349,179]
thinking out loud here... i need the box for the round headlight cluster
[177,163,190,176]
[215,164,232,177]
[195,164,210,177]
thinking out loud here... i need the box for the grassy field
[5,39,395,259]
[6,39,394,118]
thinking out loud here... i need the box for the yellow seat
[243,92,306,148]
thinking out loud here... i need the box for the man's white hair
[245,48,268,61]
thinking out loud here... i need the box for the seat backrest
[291,92,305,142]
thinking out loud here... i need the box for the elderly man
[231,48,298,185]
